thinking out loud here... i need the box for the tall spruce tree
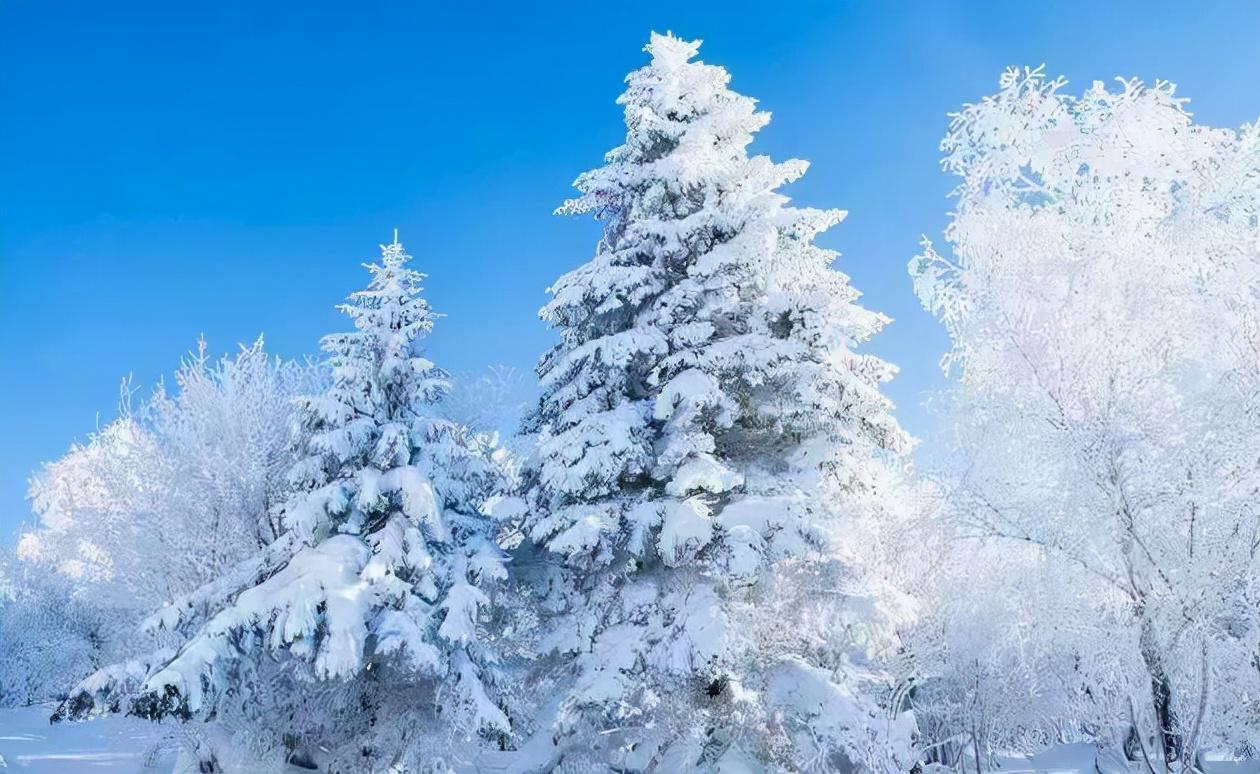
[515,33,914,772]
[62,234,510,770]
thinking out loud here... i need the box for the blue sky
[2,1,1258,541]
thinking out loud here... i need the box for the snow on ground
[2,705,1259,774]
[991,743,1121,773]
[0,705,171,772]
[990,742,1260,774]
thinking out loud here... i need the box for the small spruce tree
[63,234,510,769]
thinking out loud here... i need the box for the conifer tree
[63,234,510,769]
[515,33,914,772]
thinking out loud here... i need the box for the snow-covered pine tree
[513,33,914,772]
[61,234,511,770]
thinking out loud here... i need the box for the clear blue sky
[2,1,1258,541]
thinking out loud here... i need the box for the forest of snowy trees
[2,33,1259,774]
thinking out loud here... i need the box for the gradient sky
[2,1,1259,541]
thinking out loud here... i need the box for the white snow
[4,703,1254,774]
[0,705,171,772]
[656,498,714,566]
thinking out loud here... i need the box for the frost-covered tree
[0,547,113,707]
[441,365,535,486]
[20,338,318,611]
[507,33,915,772]
[901,516,1135,770]
[61,235,511,772]
[911,68,1260,768]
[3,339,316,718]
[442,365,534,441]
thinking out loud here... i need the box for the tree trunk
[1140,618,1180,769]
